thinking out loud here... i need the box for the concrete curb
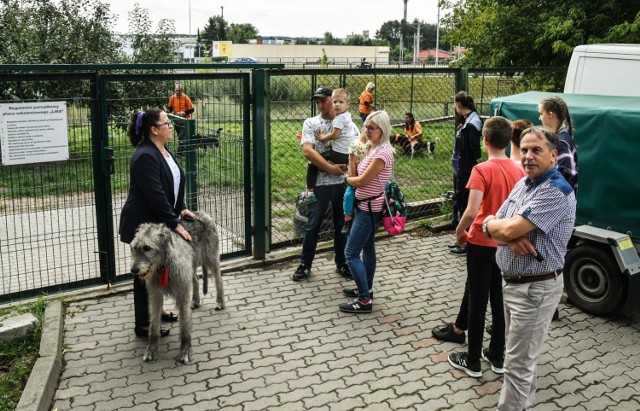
[16,300,63,411]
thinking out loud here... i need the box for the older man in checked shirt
[482,126,576,411]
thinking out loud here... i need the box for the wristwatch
[482,217,495,238]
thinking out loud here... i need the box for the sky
[101,0,445,38]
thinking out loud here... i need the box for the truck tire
[563,244,625,316]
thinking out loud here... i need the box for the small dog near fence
[178,128,222,153]
[411,137,440,159]
[129,210,224,364]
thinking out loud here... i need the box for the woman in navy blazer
[119,108,196,338]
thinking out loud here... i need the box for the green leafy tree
[440,0,640,69]
[202,15,228,49]
[0,0,121,65]
[127,3,177,63]
[228,23,259,44]
[323,32,342,45]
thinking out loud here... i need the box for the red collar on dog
[159,265,169,288]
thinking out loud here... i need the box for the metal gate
[0,68,253,302]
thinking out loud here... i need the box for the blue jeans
[345,209,382,300]
[300,183,346,268]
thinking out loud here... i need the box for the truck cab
[490,91,640,316]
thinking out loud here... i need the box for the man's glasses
[156,120,173,128]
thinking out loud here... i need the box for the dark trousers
[454,280,470,330]
[452,173,470,229]
[133,275,149,328]
[466,243,505,363]
[300,183,347,268]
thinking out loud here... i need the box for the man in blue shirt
[483,126,576,410]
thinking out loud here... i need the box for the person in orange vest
[358,82,375,122]
[167,83,195,142]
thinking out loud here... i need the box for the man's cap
[312,87,333,100]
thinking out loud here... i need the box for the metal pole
[435,5,440,65]
[188,0,191,35]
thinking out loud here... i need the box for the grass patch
[0,296,48,411]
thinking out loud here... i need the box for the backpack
[382,181,407,235]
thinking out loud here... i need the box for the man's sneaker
[432,323,466,344]
[342,288,374,299]
[336,264,352,280]
[292,264,311,282]
[448,352,482,378]
[339,299,372,313]
[447,243,459,249]
[482,348,505,374]
[449,245,467,256]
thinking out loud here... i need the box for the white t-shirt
[330,111,358,154]
[300,114,345,187]
[164,153,181,207]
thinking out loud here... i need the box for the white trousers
[498,276,563,411]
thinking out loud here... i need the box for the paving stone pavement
[52,232,640,410]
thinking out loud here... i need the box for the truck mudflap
[572,226,640,275]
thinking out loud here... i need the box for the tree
[440,0,640,68]
[228,23,258,44]
[127,3,177,63]
[0,0,121,65]
[202,15,228,47]
[323,32,342,45]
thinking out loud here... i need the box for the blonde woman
[341,111,394,313]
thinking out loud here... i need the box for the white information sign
[0,101,69,166]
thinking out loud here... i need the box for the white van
[564,43,640,96]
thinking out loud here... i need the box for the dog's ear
[158,227,173,248]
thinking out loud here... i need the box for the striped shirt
[495,167,576,275]
[355,144,394,212]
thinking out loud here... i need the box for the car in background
[231,57,259,64]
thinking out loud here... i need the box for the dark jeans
[452,172,470,229]
[300,183,347,268]
[466,243,505,363]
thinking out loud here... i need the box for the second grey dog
[129,210,224,364]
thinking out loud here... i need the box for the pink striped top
[355,144,394,212]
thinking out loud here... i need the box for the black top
[119,139,186,244]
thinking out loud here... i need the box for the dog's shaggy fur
[129,211,224,364]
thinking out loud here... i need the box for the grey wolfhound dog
[129,211,224,364]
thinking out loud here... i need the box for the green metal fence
[0,64,563,302]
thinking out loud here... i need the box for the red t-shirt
[466,159,526,247]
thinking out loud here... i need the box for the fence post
[93,73,116,283]
[184,119,197,211]
[455,68,469,94]
[252,69,270,259]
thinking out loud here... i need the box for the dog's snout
[131,266,140,275]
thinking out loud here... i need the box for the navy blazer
[119,139,186,244]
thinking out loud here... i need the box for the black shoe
[448,352,482,378]
[342,288,374,299]
[447,243,459,249]
[161,312,178,323]
[336,264,352,280]
[339,299,372,313]
[432,323,466,344]
[292,264,311,282]
[449,245,467,256]
[135,326,170,338]
[341,220,352,236]
[482,348,505,374]
[552,308,560,321]
[485,323,493,335]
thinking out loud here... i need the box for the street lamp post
[435,4,441,65]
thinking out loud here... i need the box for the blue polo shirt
[496,167,576,276]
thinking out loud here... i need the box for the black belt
[503,269,562,284]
